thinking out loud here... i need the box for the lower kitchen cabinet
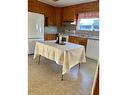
[44,35,88,48]
[68,36,74,43]
[69,36,87,47]
[80,38,87,47]
[44,34,57,41]
[69,36,80,44]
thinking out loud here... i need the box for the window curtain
[78,12,99,19]
[76,12,99,30]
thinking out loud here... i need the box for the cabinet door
[80,38,87,46]
[35,1,56,26]
[62,6,76,22]
[44,34,57,41]
[73,36,80,44]
[68,36,74,43]
[54,8,62,26]
[68,36,80,44]
[47,7,56,26]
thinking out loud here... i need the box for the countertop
[44,32,99,40]
[64,34,99,40]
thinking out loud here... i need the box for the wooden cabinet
[43,7,62,26]
[54,8,62,26]
[80,38,87,47]
[46,7,62,26]
[44,34,57,41]
[69,36,80,44]
[47,7,56,26]
[68,36,75,43]
[68,36,87,46]
[62,6,76,22]
[44,35,87,46]
[38,1,56,26]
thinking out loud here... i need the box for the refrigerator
[28,12,44,54]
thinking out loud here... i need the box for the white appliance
[86,39,99,60]
[28,12,44,54]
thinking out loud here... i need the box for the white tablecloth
[34,40,86,74]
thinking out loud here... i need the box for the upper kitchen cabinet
[38,1,56,26]
[46,7,56,26]
[54,8,62,26]
[62,6,76,22]
[38,1,62,26]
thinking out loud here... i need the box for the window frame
[76,18,99,31]
[76,12,99,31]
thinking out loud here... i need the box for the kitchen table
[34,40,86,80]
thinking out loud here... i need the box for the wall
[44,26,57,34]
[74,1,99,13]
[62,23,99,36]
[61,1,99,36]
[28,0,54,16]
[62,1,99,22]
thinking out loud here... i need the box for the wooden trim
[92,64,99,95]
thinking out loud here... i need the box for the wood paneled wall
[62,1,99,22]
[28,0,99,25]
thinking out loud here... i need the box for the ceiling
[38,0,97,7]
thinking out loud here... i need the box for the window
[78,18,99,31]
[77,12,99,31]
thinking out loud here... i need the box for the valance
[78,12,99,19]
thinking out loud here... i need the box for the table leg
[61,75,64,81]
[38,55,41,64]
[79,63,80,69]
